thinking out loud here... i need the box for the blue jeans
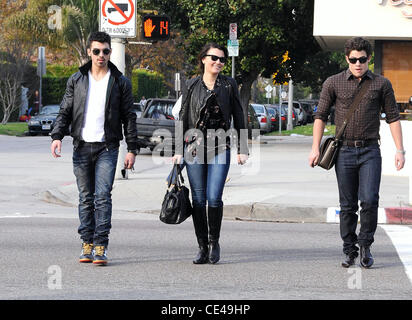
[335,144,381,254]
[73,142,119,247]
[185,149,231,208]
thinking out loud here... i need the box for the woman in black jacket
[173,42,248,264]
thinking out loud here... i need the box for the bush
[42,76,69,105]
[42,64,78,105]
[40,66,168,106]
[131,69,167,101]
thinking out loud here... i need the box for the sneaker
[93,245,108,265]
[79,243,94,263]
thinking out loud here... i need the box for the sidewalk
[42,135,412,224]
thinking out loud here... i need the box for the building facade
[314,0,412,107]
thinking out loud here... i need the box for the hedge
[41,67,167,105]
[131,69,167,101]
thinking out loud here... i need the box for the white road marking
[0,213,31,218]
[381,225,412,285]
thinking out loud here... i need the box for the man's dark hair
[87,31,111,49]
[344,37,372,57]
[197,42,228,74]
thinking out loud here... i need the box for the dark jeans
[73,142,119,247]
[185,149,231,208]
[335,144,381,254]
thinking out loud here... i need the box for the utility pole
[111,38,129,179]
[37,47,46,112]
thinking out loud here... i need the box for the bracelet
[396,149,406,155]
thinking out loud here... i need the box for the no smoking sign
[99,0,136,38]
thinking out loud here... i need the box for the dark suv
[135,98,176,151]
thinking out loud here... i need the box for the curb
[38,188,412,225]
[326,207,412,225]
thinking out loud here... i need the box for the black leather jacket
[51,60,137,151]
[177,74,248,155]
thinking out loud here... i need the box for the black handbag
[160,163,192,224]
[317,80,372,170]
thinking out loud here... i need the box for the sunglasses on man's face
[92,48,111,56]
[205,54,227,64]
[348,56,368,64]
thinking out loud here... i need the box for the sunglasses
[205,54,227,64]
[348,56,368,64]
[92,48,111,56]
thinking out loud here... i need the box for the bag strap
[167,163,185,189]
[335,79,372,140]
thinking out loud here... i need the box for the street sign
[227,39,239,57]
[142,15,170,40]
[99,0,136,38]
[265,85,272,92]
[229,23,237,40]
[265,92,271,99]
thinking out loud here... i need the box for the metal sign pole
[110,38,129,179]
[37,47,47,112]
[279,85,282,134]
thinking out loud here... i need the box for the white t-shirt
[172,95,182,120]
[81,70,111,142]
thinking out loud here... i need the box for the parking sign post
[228,23,238,79]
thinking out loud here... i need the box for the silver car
[251,103,271,133]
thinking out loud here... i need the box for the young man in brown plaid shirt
[309,37,405,269]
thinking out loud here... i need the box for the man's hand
[237,154,248,165]
[308,147,320,168]
[395,152,405,171]
[124,152,136,169]
[51,140,62,158]
[172,154,183,165]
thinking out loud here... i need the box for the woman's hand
[237,154,248,165]
[172,154,183,164]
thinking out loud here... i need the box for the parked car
[251,103,271,133]
[247,104,260,139]
[282,101,306,126]
[132,102,144,118]
[272,105,287,130]
[279,103,297,128]
[264,104,279,131]
[136,98,176,152]
[299,102,314,123]
[27,104,61,136]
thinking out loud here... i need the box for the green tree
[7,0,99,65]
[153,0,323,118]
[0,0,45,123]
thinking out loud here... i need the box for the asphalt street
[0,135,411,301]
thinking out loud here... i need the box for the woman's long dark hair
[197,42,228,74]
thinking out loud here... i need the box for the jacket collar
[345,69,373,81]
[79,60,122,78]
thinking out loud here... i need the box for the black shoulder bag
[160,163,193,224]
[317,80,372,170]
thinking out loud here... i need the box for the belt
[341,139,379,147]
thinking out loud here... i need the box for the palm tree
[6,0,99,65]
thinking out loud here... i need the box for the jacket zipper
[195,92,214,128]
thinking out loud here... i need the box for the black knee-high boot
[208,206,223,264]
[192,206,209,264]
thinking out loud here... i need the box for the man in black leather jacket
[50,31,137,265]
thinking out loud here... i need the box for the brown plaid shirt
[315,69,400,141]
